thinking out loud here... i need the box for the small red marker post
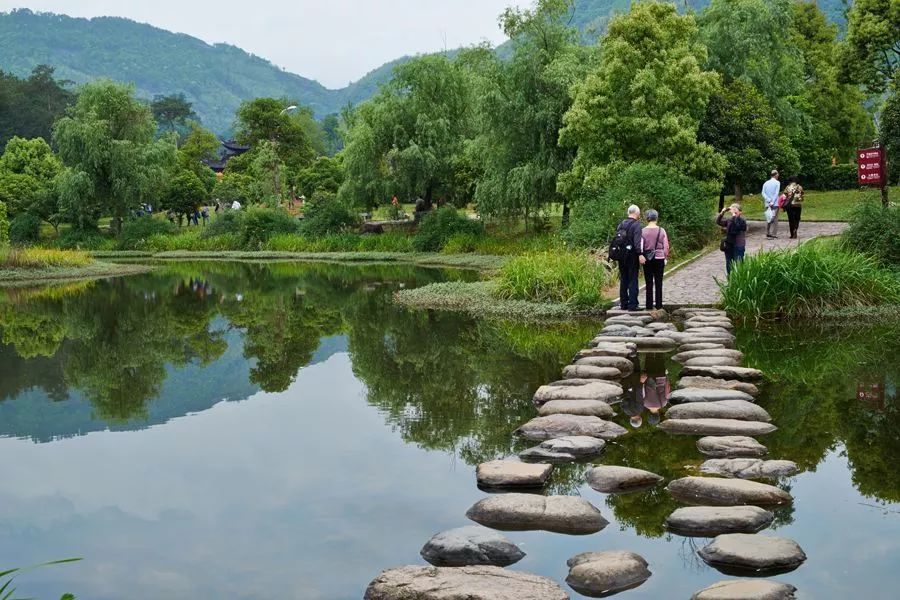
[857,144,888,207]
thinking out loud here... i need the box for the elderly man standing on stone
[762,170,781,239]
[611,205,645,311]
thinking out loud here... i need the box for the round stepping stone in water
[691,579,797,600]
[534,381,623,404]
[420,526,526,567]
[476,460,553,489]
[683,366,765,382]
[539,399,615,418]
[684,356,742,367]
[601,326,636,337]
[685,316,734,326]
[629,326,657,338]
[516,414,628,441]
[698,436,768,458]
[667,476,792,506]
[685,322,735,332]
[563,365,623,380]
[667,400,770,422]
[678,377,759,396]
[673,349,744,364]
[586,465,663,494]
[680,338,737,349]
[574,355,635,374]
[592,335,678,350]
[679,342,729,352]
[646,322,677,332]
[700,459,799,480]
[566,551,652,597]
[466,493,608,535]
[659,418,776,437]
[575,343,637,359]
[666,506,774,537]
[669,388,756,404]
[698,534,807,576]
[364,565,569,600]
[520,436,606,463]
[683,326,734,335]
[547,378,601,387]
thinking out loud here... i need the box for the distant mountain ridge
[0,2,850,133]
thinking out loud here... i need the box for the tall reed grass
[494,252,610,307]
[720,242,900,320]
[0,247,94,269]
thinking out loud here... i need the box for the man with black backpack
[609,204,645,311]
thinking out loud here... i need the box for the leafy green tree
[150,93,197,135]
[559,1,724,197]
[0,136,63,229]
[339,54,476,210]
[0,65,74,148]
[699,0,804,126]
[880,84,900,185]
[839,0,900,94]
[212,172,256,205]
[321,113,344,156]
[53,81,177,232]
[235,98,315,168]
[698,79,799,203]
[294,156,344,197]
[473,0,591,227]
[0,200,8,246]
[177,122,219,192]
[164,170,208,218]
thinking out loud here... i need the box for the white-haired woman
[641,209,670,310]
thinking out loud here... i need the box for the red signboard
[857,146,885,186]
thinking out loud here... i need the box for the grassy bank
[723,186,897,222]
[0,247,152,286]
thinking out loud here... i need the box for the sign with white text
[857,147,885,187]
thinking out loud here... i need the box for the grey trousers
[766,207,780,237]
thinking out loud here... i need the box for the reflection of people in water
[621,369,644,429]
[643,353,670,426]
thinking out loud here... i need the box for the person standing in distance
[762,170,781,239]
[717,203,747,276]
[612,205,645,311]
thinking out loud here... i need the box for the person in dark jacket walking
[782,176,804,239]
[716,203,747,276]
[615,204,645,310]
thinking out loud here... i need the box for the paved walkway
[628,220,848,307]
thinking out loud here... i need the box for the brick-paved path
[623,220,848,307]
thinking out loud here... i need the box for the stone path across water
[649,220,847,306]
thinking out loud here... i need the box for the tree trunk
[733,183,743,203]
[562,199,570,228]
[718,187,726,212]
[882,184,889,208]
[524,206,529,233]
[424,185,434,211]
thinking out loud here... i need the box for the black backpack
[608,220,635,262]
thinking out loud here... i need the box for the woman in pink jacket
[641,209,671,310]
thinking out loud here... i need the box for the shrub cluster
[119,216,176,250]
[805,164,859,191]
[0,201,8,246]
[495,252,610,308]
[841,202,900,268]
[720,241,900,320]
[412,206,484,252]
[299,194,358,236]
[566,163,717,253]
[199,207,300,249]
[52,230,118,251]
[9,213,42,244]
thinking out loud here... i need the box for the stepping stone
[534,381,622,404]
[547,378,602,387]
[628,326,657,337]
[466,493,608,535]
[516,414,628,441]
[683,326,734,335]
[684,356,742,367]
[420,526,525,567]
[666,506,775,537]
[666,401,770,422]
[657,330,735,342]
[691,579,797,600]
[667,476,792,506]
[606,309,653,317]
[700,459,799,480]
[646,322,677,332]
[674,307,726,316]
[520,436,606,462]
[601,325,636,337]
[575,343,636,360]
[683,366,765,382]
[685,321,735,331]
[574,355,635,374]
[698,436,768,458]
[678,377,759,396]
[679,342,729,352]
[566,551,652,597]
[669,388,756,403]
[673,349,744,363]
[660,418,776,436]
[586,465,663,494]
[685,317,734,326]
[364,565,568,600]
[592,335,677,350]
[476,460,553,489]
[698,534,807,575]
[539,399,615,418]
[563,365,622,380]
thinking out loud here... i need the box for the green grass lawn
[722,186,897,222]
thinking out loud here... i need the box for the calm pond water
[1,261,898,599]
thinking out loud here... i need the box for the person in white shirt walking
[761,170,781,239]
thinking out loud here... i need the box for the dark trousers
[618,255,640,310]
[643,259,665,309]
[725,246,746,276]
[786,205,802,237]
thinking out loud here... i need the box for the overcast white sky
[0,0,530,88]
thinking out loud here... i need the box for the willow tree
[559,1,724,198]
[339,54,476,210]
[53,81,175,232]
[473,0,591,228]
